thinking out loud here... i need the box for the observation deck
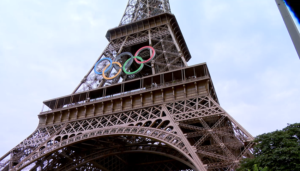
[39,63,219,127]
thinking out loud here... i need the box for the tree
[247,164,268,171]
[237,123,300,171]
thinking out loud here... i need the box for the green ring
[123,56,144,75]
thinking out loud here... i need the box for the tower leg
[163,105,207,171]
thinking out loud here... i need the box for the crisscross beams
[166,97,224,121]
[58,145,194,171]
[15,126,192,171]
[119,0,171,25]
[59,106,164,135]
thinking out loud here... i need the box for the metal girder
[1,94,254,171]
[119,0,171,26]
[0,0,255,170]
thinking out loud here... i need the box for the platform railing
[41,75,209,114]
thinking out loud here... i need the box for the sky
[0,0,300,156]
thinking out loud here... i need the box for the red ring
[134,46,156,64]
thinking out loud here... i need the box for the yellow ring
[102,62,122,80]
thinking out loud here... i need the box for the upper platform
[71,0,193,93]
[106,13,191,62]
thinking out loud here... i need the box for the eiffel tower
[0,1,254,170]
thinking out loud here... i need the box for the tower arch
[17,126,198,171]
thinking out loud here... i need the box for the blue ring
[94,58,113,75]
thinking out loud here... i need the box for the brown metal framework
[0,0,254,171]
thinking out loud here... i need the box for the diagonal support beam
[196,150,231,161]
[162,105,207,171]
[199,118,236,160]
[90,161,110,171]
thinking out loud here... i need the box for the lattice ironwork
[14,125,192,170]
[74,23,187,93]
[2,96,253,171]
[0,0,255,170]
[119,0,171,26]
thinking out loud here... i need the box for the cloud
[174,0,300,136]
[0,0,126,155]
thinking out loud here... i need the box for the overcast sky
[0,0,300,156]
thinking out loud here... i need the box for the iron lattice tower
[0,1,254,171]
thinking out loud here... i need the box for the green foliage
[246,164,268,171]
[237,123,300,171]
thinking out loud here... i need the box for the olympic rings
[93,46,156,80]
[113,52,133,71]
[123,56,144,75]
[134,46,156,64]
[94,58,112,75]
[102,62,122,80]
